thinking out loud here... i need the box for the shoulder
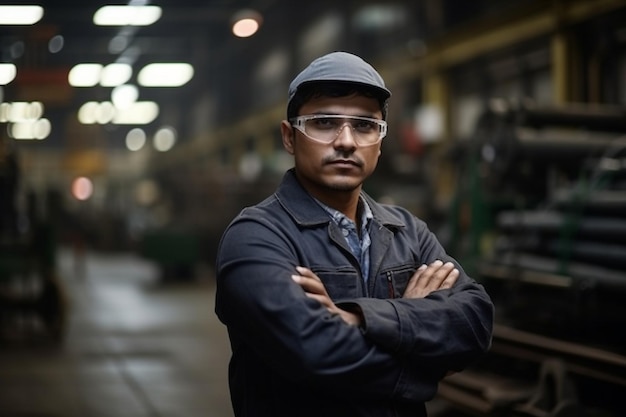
[224,194,284,232]
[217,194,292,262]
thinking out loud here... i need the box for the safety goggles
[289,114,387,146]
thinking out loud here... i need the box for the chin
[326,177,361,192]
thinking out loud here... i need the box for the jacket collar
[275,169,405,229]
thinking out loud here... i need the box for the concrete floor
[0,248,471,417]
[0,249,234,417]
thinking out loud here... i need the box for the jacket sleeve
[215,214,442,403]
[343,220,494,378]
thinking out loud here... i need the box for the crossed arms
[292,260,460,326]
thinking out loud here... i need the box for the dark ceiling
[4,0,278,64]
[5,0,597,153]
[1,0,290,149]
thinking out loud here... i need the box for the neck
[320,192,360,223]
[299,179,361,222]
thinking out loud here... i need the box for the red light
[71,176,93,200]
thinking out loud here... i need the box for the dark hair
[287,81,389,121]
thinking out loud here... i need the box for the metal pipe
[480,253,626,290]
[496,210,626,242]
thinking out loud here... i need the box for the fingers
[291,266,319,286]
[403,260,460,299]
[440,266,459,290]
[291,266,340,315]
[291,266,326,296]
[294,266,317,279]
[418,260,457,290]
[416,260,457,288]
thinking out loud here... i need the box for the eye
[353,120,376,133]
[312,117,339,130]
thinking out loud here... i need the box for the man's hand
[292,266,362,326]
[403,260,459,299]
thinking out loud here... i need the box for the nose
[333,122,358,147]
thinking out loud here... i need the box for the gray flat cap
[288,52,391,105]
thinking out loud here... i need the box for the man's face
[281,93,383,197]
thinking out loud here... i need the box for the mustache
[322,153,364,167]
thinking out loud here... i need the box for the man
[215,51,494,417]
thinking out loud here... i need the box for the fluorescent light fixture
[77,101,99,124]
[77,101,115,124]
[126,128,146,151]
[10,118,51,140]
[0,101,44,122]
[0,63,17,85]
[112,84,139,109]
[0,103,9,122]
[138,63,194,87]
[8,102,29,121]
[100,63,132,87]
[0,6,44,25]
[153,126,177,151]
[78,101,158,125]
[1,101,49,141]
[69,63,103,87]
[113,101,159,124]
[96,102,116,124]
[93,5,162,26]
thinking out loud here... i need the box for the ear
[281,120,295,155]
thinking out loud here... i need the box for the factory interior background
[1,0,625,416]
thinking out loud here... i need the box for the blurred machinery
[441,102,626,417]
[0,139,67,344]
[0,222,66,344]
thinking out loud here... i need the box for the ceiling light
[113,101,159,124]
[93,5,162,26]
[10,118,51,140]
[8,102,30,121]
[0,6,44,25]
[137,63,194,87]
[231,9,262,38]
[69,63,103,87]
[71,177,94,201]
[153,126,176,152]
[79,101,159,125]
[77,102,100,124]
[112,84,139,109]
[77,101,115,124]
[0,101,44,122]
[0,64,17,85]
[126,128,146,151]
[232,18,260,38]
[100,63,132,87]
[96,102,116,124]
[0,103,9,122]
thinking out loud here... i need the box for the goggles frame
[289,114,387,145]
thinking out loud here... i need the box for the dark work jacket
[215,169,494,417]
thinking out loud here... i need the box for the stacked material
[438,103,626,417]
